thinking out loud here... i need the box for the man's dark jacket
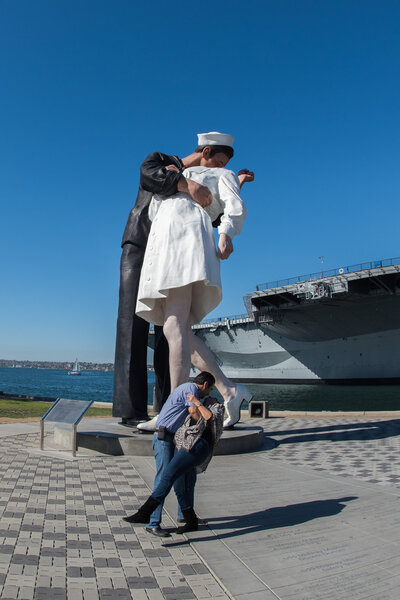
[122,152,184,247]
[113,152,184,420]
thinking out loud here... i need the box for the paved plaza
[1,414,400,599]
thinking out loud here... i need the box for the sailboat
[68,358,81,376]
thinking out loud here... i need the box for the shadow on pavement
[164,496,357,546]
[269,420,400,445]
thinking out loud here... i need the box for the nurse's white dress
[136,167,247,326]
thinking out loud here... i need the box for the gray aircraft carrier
[191,257,400,383]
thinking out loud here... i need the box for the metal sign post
[40,398,94,456]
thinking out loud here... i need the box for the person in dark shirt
[112,133,234,426]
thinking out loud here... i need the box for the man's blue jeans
[152,438,210,507]
[148,433,197,528]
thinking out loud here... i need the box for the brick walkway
[2,415,400,599]
[0,432,229,600]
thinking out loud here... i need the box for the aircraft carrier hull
[191,261,400,384]
[194,321,400,383]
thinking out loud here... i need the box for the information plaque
[40,398,94,456]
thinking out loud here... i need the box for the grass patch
[86,406,113,417]
[0,398,112,419]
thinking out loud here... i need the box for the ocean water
[0,367,120,404]
[244,382,400,412]
[1,367,400,411]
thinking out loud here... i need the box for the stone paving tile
[9,416,400,598]
[0,432,229,599]
[256,416,400,487]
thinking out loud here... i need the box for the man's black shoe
[177,517,206,524]
[145,526,171,538]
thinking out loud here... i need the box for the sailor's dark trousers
[112,243,170,420]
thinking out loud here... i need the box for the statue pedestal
[53,419,268,456]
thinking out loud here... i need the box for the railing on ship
[198,313,249,325]
[255,256,400,292]
[150,312,251,332]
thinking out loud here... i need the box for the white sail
[68,358,81,376]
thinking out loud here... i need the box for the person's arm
[141,153,212,208]
[186,393,212,421]
[217,233,233,260]
[217,170,249,260]
[166,164,212,205]
[237,169,255,189]
[177,176,212,208]
[140,153,183,196]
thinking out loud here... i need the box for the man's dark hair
[195,144,234,159]
[193,371,215,387]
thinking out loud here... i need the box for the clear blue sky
[1,0,400,362]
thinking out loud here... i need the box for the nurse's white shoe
[223,384,253,429]
[137,415,158,433]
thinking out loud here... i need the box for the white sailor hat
[197,131,234,148]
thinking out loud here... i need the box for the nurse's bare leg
[163,285,193,391]
[188,328,235,401]
[189,327,253,427]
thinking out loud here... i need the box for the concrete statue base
[52,418,268,456]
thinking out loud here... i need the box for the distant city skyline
[2,1,400,362]
[0,358,114,369]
